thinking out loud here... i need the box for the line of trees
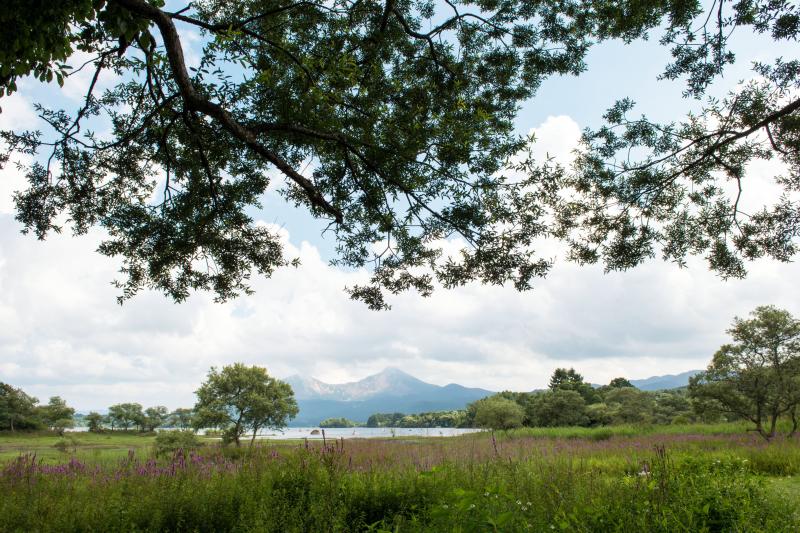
[470,306,800,440]
[0,389,196,435]
[85,404,195,433]
[345,377,699,432]
[319,417,360,428]
[2,364,299,447]
[327,307,800,436]
[366,411,469,429]
[466,373,703,431]
[0,388,75,435]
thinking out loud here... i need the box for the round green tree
[472,396,525,431]
[193,363,298,446]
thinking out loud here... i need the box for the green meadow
[0,431,159,463]
[2,424,799,532]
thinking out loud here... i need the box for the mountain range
[282,367,702,426]
[629,370,701,391]
[283,368,493,426]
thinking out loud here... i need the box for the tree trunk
[753,421,771,441]
[233,418,243,447]
[768,408,779,440]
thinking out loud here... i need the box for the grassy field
[1,424,799,531]
[0,430,163,463]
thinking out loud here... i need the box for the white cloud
[1,204,798,412]
[1,82,798,416]
[501,115,583,183]
[527,115,582,168]
[0,91,39,129]
[179,28,204,71]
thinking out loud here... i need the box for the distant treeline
[366,411,469,428]
[2,363,299,449]
[1,381,195,434]
[1,368,737,435]
[319,417,360,428]
[0,384,76,434]
[92,404,195,432]
[321,368,737,430]
[319,410,468,428]
[465,368,730,430]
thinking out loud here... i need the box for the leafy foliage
[142,405,169,432]
[85,411,104,432]
[319,417,359,428]
[549,367,600,404]
[472,396,525,430]
[546,1,800,279]
[0,0,97,95]
[167,407,194,429]
[0,383,42,431]
[690,305,800,439]
[39,397,76,435]
[153,429,202,456]
[1,1,797,307]
[530,389,589,428]
[106,402,144,430]
[193,363,298,446]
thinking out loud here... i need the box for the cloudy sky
[1,9,799,412]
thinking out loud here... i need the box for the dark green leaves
[1,0,797,308]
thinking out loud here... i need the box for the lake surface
[253,427,484,439]
[67,427,484,439]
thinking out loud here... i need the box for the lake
[252,427,484,439]
[66,427,485,439]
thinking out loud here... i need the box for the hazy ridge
[283,367,702,426]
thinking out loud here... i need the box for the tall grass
[2,429,799,532]
[501,420,761,441]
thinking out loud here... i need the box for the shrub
[153,430,201,457]
[52,435,80,453]
[473,397,525,430]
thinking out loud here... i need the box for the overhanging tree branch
[113,0,343,223]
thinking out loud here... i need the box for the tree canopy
[107,402,145,430]
[472,396,525,430]
[193,363,298,446]
[689,305,800,440]
[0,382,40,431]
[548,367,599,404]
[85,411,105,432]
[0,0,798,308]
[40,396,77,435]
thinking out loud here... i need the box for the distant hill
[283,368,493,426]
[629,370,702,391]
[280,367,705,426]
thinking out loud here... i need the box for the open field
[0,431,164,463]
[2,423,799,531]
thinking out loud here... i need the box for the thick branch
[113,0,343,223]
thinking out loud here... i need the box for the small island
[318,417,361,428]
